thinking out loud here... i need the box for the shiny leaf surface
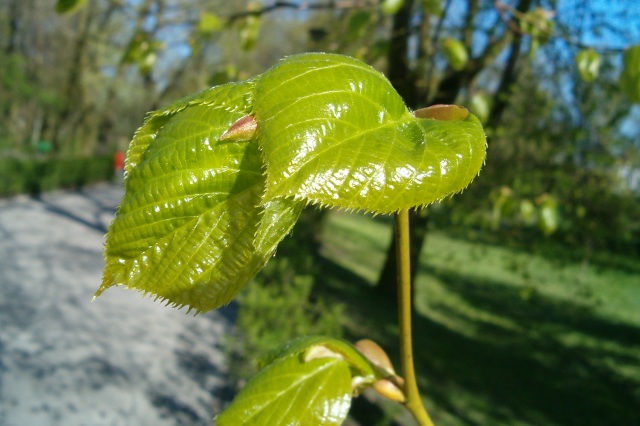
[217,335,394,425]
[216,354,352,426]
[255,54,485,214]
[97,82,303,312]
[98,53,486,312]
[441,38,468,71]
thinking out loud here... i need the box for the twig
[395,209,434,426]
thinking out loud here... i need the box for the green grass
[319,211,640,426]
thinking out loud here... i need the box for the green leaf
[520,8,554,42]
[96,82,303,312]
[576,49,601,82]
[381,0,404,15]
[620,44,640,103]
[121,31,162,76]
[98,53,486,312]
[240,16,261,51]
[441,38,468,71]
[55,0,86,14]
[216,355,352,426]
[468,92,491,123]
[538,194,559,236]
[256,336,377,381]
[197,11,222,35]
[254,53,486,214]
[218,336,395,425]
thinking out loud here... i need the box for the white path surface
[0,183,236,426]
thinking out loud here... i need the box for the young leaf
[441,38,468,71]
[98,53,486,312]
[254,54,486,214]
[197,11,222,36]
[537,194,559,236]
[55,0,86,14]
[96,82,303,312]
[468,92,491,123]
[620,44,640,103]
[381,0,404,16]
[256,336,378,382]
[576,49,601,82]
[218,336,398,425]
[240,16,261,51]
[216,355,352,426]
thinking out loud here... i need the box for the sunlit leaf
[55,0,86,14]
[520,8,554,42]
[256,336,378,381]
[381,0,404,15]
[519,199,536,225]
[620,44,640,103]
[98,53,487,312]
[520,8,554,57]
[240,16,260,51]
[216,354,352,426]
[469,92,491,123]
[217,335,395,425]
[254,54,486,214]
[537,194,559,236]
[576,49,601,82]
[121,31,163,75]
[197,12,222,35]
[96,82,303,312]
[441,38,468,70]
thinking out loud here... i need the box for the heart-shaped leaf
[217,335,395,425]
[216,355,352,426]
[97,53,486,312]
[97,82,303,312]
[254,54,486,214]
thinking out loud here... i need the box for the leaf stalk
[395,209,434,426]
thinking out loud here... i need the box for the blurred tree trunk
[51,5,94,153]
[486,0,533,130]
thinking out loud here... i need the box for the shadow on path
[31,186,121,234]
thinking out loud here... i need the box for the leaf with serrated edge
[257,336,376,378]
[216,355,351,426]
[254,53,486,214]
[98,53,486,312]
[96,82,302,312]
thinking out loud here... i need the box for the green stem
[395,209,434,426]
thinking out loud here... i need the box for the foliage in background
[0,155,114,198]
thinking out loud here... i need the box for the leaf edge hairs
[96,53,487,313]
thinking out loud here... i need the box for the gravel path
[0,183,236,426]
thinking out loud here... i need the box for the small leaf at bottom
[216,355,352,426]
